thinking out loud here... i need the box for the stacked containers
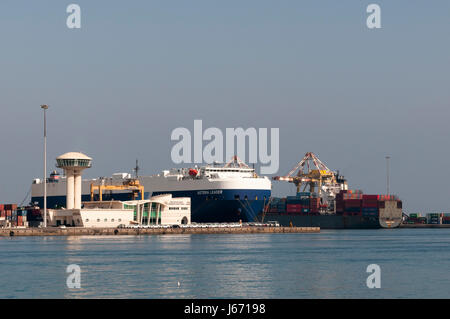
[16,209,28,227]
[443,213,450,225]
[344,199,362,215]
[1,204,18,226]
[335,190,389,217]
[335,192,344,214]
[286,196,302,214]
[268,197,287,213]
[296,192,311,213]
[267,198,279,213]
[310,198,320,214]
[284,192,314,214]
[0,205,40,227]
[362,194,379,217]
[379,195,399,201]
[427,213,442,224]
[407,213,427,224]
[340,190,363,215]
[277,198,287,213]
[300,197,310,213]
[4,204,17,220]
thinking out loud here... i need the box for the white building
[47,208,133,228]
[47,194,190,227]
[123,194,191,226]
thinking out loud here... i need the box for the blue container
[362,207,378,213]
[362,211,379,216]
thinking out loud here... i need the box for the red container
[362,195,379,200]
[362,200,378,208]
[343,194,363,200]
[287,204,302,213]
[0,204,4,210]
[345,199,362,208]
[310,198,320,209]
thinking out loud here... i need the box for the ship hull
[152,189,271,223]
[31,189,271,223]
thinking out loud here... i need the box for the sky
[0,1,449,213]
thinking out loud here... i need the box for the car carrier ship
[258,152,403,229]
[31,156,272,223]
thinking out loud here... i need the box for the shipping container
[344,199,362,208]
[345,207,362,213]
[362,199,378,208]
[362,195,379,200]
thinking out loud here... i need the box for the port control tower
[56,152,92,209]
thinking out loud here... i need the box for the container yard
[400,212,450,227]
[0,204,43,228]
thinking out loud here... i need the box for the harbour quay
[0,225,320,237]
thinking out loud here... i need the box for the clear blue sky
[0,1,449,213]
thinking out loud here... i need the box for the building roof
[56,152,92,161]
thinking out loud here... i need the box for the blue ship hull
[31,189,271,223]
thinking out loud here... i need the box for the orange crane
[273,152,336,194]
[90,179,145,202]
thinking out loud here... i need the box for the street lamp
[41,105,49,227]
[386,155,390,196]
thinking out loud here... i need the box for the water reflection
[1,230,450,298]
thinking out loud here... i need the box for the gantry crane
[273,152,338,195]
[90,179,145,202]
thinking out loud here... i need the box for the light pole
[386,155,390,196]
[41,105,49,227]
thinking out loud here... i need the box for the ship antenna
[134,159,140,178]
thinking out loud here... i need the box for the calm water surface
[0,229,449,298]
